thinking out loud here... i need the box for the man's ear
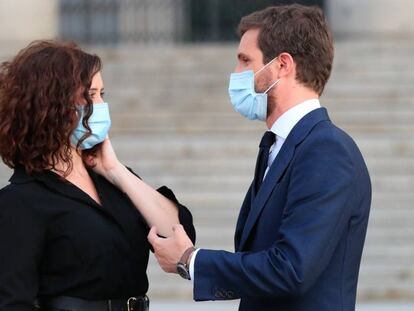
[276,52,295,78]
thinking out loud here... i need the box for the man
[148,4,371,310]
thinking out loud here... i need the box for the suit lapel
[238,142,295,250]
[238,108,330,250]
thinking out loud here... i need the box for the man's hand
[148,224,194,273]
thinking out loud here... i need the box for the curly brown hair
[0,40,102,175]
[238,4,334,95]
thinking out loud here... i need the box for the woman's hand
[85,137,124,184]
[86,138,180,236]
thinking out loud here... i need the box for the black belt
[38,295,149,311]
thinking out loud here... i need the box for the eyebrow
[89,87,104,92]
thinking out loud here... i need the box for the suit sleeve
[193,134,357,300]
[0,190,45,311]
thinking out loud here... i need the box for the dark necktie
[253,131,276,195]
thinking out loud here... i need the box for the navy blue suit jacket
[193,108,371,310]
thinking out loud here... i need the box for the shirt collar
[9,166,47,184]
[9,166,104,209]
[270,99,321,139]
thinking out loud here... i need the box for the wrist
[186,248,196,266]
[177,246,196,280]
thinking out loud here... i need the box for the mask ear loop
[264,79,280,94]
[255,57,280,94]
[255,57,278,75]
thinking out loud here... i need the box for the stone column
[326,0,414,36]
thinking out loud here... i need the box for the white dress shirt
[189,99,322,282]
[265,98,321,177]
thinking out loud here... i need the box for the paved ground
[149,300,414,311]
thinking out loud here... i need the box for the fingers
[148,225,192,274]
[147,226,159,247]
[85,155,96,167]
[147,227,171,273]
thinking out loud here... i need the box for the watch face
[177,263,190,280]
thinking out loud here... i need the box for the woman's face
[89,71,105,104]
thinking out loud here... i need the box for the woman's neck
[53,148,88,178]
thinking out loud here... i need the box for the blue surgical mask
[228,57,280,121]
[71,102,111,150]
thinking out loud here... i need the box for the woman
[0,40,195,311]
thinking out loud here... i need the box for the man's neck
[266,88,319,129]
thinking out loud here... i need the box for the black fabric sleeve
[0,188,45,311]
[156,185,196,244]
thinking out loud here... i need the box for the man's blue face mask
[228,57,280,121]
[71,102,111,150]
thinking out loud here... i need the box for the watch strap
[179,246,196,266]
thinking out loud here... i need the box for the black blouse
[0,167,195,311]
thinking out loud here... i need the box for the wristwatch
[176,246,196,280]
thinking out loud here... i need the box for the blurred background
[0,0,413,310]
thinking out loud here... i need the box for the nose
[94,95,104,104]
[234,64,244,73]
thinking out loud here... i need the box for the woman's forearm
[108,164,179,237]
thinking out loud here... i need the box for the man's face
[235,28,277,112]
[235,28,274,94]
